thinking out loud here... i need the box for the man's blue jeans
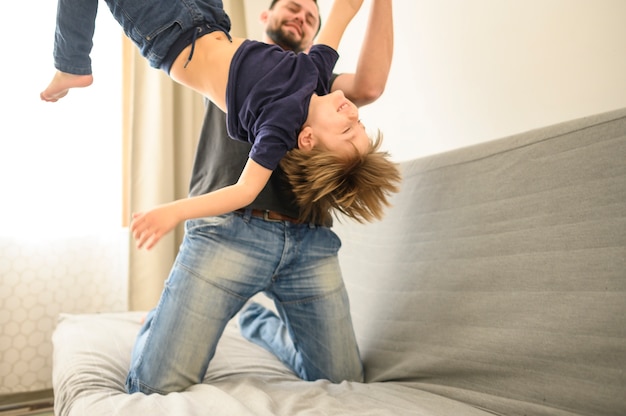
[126,211,363,394]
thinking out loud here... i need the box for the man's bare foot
[40,71,93,102]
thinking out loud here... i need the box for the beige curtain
[124,0,248,311]
[124,44,204,311]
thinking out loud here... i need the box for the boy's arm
[131,159,272,250]
[315,0,365,51]
[331,0,394,107]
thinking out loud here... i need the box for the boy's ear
[298,126,315,151]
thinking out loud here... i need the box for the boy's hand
[130,204,180,250]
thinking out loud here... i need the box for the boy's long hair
[280,132,401,225]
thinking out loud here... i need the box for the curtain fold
[124,0,248,311]
[124,42,204,311]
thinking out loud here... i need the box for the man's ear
[298,126,315,151]
[259,10,269,26]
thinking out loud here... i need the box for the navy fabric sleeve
[307,45,340,94]
[249,126,292,171]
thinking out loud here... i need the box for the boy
[41,0,400,250]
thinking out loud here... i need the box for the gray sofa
[52,108,626,416]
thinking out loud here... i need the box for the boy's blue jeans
[126,212,363,395]
[53,0,231,74]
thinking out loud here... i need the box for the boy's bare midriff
[170,31,245,113]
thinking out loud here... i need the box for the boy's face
[261,0,320,53]
[302,90,371,158]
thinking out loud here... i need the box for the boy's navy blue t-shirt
[226,40,339,170]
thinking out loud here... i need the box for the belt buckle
[262,210,283,222]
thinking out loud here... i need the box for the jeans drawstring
[183,25,232,69]
[184,27,201,69]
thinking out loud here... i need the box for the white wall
[0,231,128,393]
[1,3,126,394]
[244,0,626,161]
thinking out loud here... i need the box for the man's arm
[331,0,394,107]
[315,0,365,51]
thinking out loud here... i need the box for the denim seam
[134,379,170,396]
[128,286,172,394]
[176,260,250,302]
[275,283,347,307]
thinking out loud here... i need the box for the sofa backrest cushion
[334,108,626,416]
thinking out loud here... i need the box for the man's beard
[266,23,306,54]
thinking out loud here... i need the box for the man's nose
[293,11,305,25]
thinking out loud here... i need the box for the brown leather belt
[236,208,303,224]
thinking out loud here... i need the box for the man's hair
[280,132,401,225]
[270,0,317,8]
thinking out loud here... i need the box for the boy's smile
[301,90,371,158]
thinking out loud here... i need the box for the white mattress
[52,312,490,416]
[52,108,626,416]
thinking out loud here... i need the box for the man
[126,0,393,394]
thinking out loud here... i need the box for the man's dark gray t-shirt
[188,100,301,219]
[189,71,340,221]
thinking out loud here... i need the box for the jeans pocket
[185,214,234,234]
[111,0,184,45]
